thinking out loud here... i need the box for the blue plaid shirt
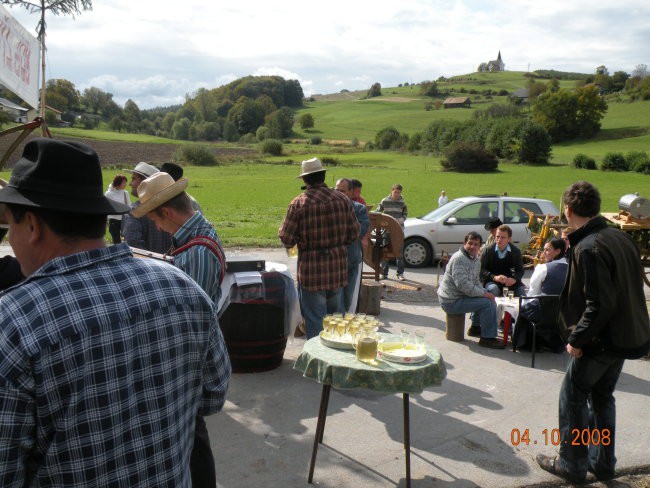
[173,212,224,304]
[0,243,231,487]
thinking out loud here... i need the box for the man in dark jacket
[537,181,650,484]
[480,224,525,297]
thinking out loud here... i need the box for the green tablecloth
[294,334,447,394]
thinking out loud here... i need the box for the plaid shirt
[123,200,174,254]
[0,244,231,487]
[172,211,224,304]
[279,183,359,291]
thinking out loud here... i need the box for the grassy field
[4,72,646,248]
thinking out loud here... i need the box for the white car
[402,195,560,267]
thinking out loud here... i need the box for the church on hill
[478,51,505,72]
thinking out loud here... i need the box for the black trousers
[190,415,216,487]
[108,218,122,245]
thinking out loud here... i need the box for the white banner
[0,4,39,109]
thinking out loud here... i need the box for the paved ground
[211,248,649,488]
[1,244,648,487]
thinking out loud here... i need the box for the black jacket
[559,216,650,358]
[480,243,524,287]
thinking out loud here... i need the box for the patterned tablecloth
[294,333,447,394]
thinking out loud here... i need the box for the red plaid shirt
[279,183,360,291]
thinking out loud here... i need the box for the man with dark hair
[479,224,525,298]
[480,216,502,254]
[279,158,360,338]
[134,171,227,488]
[537,181,650,484]
[123,161,174,254]
[350,178,366,205]
[378,183,408,280]
[0,139,231,486]
[335,178,370,312]
[437,231,504,349]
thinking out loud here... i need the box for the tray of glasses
[319,331,354,350]
[377,341,427,364]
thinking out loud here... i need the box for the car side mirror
[444,217,458,225]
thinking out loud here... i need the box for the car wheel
[403,237,432,268]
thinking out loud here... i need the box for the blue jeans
[558,353,625,481]
[298,285,344,339]
[343,263,362,312]
[381,253,404,276]
[440,297,498,338]
[485,281,526,297]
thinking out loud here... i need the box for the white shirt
[528,257,567,296]
[438,195,449,207]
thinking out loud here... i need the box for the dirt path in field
[0,132,257,169]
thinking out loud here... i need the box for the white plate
[319,331,354,350]
[377,343,427,364]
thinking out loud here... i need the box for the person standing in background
[378,183,408,281]
[438,190,448,207]
[104,173,130,244]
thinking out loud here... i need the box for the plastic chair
[513,295,561,368]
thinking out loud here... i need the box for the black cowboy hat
[0,138,130,215]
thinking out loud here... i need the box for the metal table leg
[308,384,331,483]
[403,393,411,488]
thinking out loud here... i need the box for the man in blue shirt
[133,171,226,488]
[0,139,231,487]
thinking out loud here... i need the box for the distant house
[443,97,471,109]
[27,105,65,125]
[511,88,530,103]
[0,97,29,123]
[478,51,505,72]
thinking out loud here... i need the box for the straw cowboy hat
[131,172,188,218]
[125,161,159,178]
[297,157,325,178]
[0,138,130,215]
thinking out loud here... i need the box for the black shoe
[467,326,481,337]
[536,454,585,484]
[478,337,506,349]
[588,466,615,481]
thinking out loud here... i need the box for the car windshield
[419,200,465,221]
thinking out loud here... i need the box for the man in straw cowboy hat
[279,158,360,339]
[0,139,231,486]
[133,171,226,488]
[122,160,174,254]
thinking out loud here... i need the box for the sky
[4,0,649,109]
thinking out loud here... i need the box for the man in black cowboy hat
[0,139,231,486]
[480,216,502,254]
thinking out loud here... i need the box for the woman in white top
[527,238,568,296]
[105,174,131,244]
[438,190,448,207]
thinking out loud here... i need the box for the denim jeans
[343,263,362,313]
[440,296,498,338]
[558,353,625,481]
[298,285,344,339]
[381,256,404,276]
[485,281,526,297]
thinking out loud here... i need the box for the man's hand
[483,291,496,301]
[566,344,583,358]
[504,277,516,287]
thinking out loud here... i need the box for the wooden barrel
[218,271,290,373]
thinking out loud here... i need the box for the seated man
[480,224,525,297]
[437,231,504,349]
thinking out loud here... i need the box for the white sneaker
[397,274,406,281]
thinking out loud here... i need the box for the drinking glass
[507,291,515,300]
[502,286,509,298]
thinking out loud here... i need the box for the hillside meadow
[2,72,647,248]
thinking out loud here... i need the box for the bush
[239,133,256,143]
[173,145,217,166]
[572,153,597,169]
[309,136,322,145]
[407,132,423,152]
[350,137,359,147]
[600,152,629,171]
[441,142,499,172]
[364,141,375,151]
[256,126,270,141]
[374,126,402,149]
[261,139,283,156]
[320,156,340,167]
[626,151,650,174]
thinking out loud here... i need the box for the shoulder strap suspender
[171,235,226,284]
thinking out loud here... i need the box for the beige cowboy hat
[131,172,188,218]
[297,157,325,178]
